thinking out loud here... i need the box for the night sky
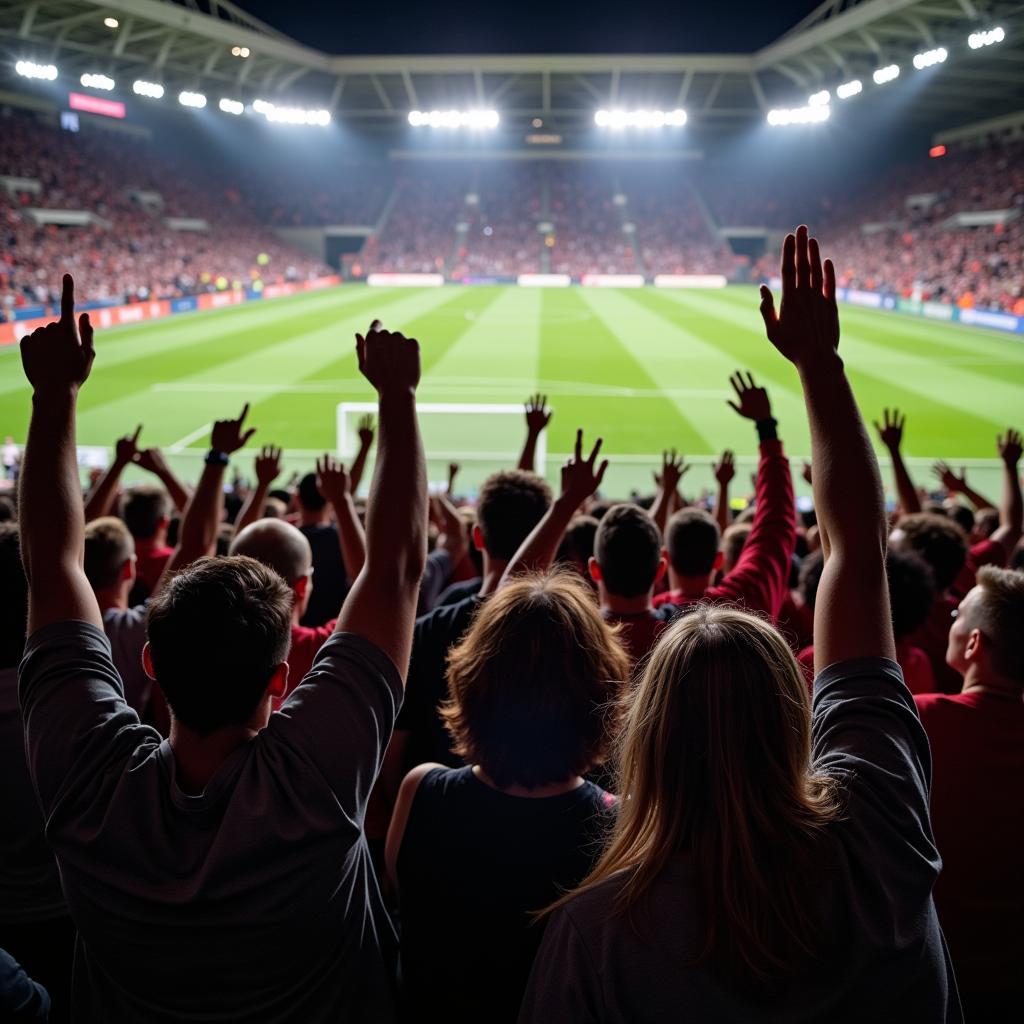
[238,0,824,55]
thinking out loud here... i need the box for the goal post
[337,402,544,488]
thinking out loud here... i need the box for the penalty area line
[168,423,213,453]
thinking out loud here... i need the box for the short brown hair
[973,566,1024,681]
[84,517,135,591]
[476,470,553,560]
[895,513,967,591]
[722,522,752,574]
[667,508,721,576]
[122,486,170,540]
[147,556,293,735]
[594,504,661,597]
[442,570,630,789]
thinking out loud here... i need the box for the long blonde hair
[551,604,840,985]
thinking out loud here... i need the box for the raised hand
[802,460,813,486]
[654,448,688,492]
[356,319,421,395]
[759,225,839,366]
[210,403,256,455]
[357,414,375,447]
[561,429,608,507]
[447,462,460,494]
[316,453,351,507]
[999,428,1022,467]
[931,460,966,493]
[714,449,736,486]
[255,445,283,486]
[20,274,95,393]
[525,393,552,434]
[726,370,772,421]
[115,425,142,465]
[873,408,905,451]
[135,446,169,475]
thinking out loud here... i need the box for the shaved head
[230,519,312,587]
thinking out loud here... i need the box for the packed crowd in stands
[2,227,1022,1022]
[0,109,331,317]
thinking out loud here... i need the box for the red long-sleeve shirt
[653,438,796,619]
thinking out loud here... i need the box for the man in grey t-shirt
[16,283,427,1022]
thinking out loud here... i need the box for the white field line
[168,423,212,453]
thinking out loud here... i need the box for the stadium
[1,1,1024,1021]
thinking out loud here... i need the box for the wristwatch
[205,449,230,466]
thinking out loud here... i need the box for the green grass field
[2,284,1022,498]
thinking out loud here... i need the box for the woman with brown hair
[519,228,960,1022]
[385,566,629,1024]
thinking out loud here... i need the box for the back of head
[0,522,27,669]
[122,485,170,541]
[666,508,721,577]
[557,515,599,572]
[893,513,967,592]
[971,566,1024,682]
[84,516,136,591]
[722,522,753,575]
[230,519,312,586]
[594,504,662,598]
[146,556,293,735]
[946,503,974,536]
[564,604,838,984]
[297,473,326,513]
[476,470,553,561]
[886,549,935,641]
[973,507,1000,541]
[797,549,825,611]
[443,570,629,789]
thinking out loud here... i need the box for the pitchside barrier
[0,275,343,346]
[766,277,1024,336]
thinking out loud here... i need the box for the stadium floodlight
[15,60,58,81]
[968,26,1005,49]
[807,90,830,107]
[219,98,244,116]
[178,90,207,109]
[913,47,948,70]
[408,109,500,128]
[872,64,900,85]
[104,17,119,29]
[252,99,331,126]
[766,105,830,126]
[836,79,863,99]
[594,109,687,128]
[231,46,250,58]
[133,80,164,99]
[80,73,115,91]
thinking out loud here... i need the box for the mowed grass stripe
[538,289,711,455]
[655,287,1010,458]
[246,287,507,450]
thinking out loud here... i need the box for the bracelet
[205,449,230,466]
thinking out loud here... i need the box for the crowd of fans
[2,227,1022,1022]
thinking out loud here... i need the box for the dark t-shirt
[19,621,403,1023]
[435,576,482,609]
[395,596,481,768]
[519,658,961,1024]
[299,524,350,627]
[397,766,615,1024]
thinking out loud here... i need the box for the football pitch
[2,284,1022,498]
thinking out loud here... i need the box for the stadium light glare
[253,99,331,126]
[80,73,115,91]
[408,109,499,128]
[594,109,686,128]
[766,105,830,126]
[133,80,164,99]
[808,90,830,107]
[836,79,863,99]
[912,47,947,70]
[219,98,244,116]
[873,64,900,85]
[178,90,207,109]
[968,26,1005,49]
[103,17,119,29]
[15,60,58,81]
[231,46,250,58]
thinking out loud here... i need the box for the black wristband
[205,449,230,466]
[755,418,779,442]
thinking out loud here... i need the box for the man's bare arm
[83,426,141,521]
[315,454,367,580]
[991,429,1023,556]
[234,445,282,535]
[650,448,687,539]
[873,408,920,517]
[19,275,102,633]
[517,393,551,473]
[135,446,190,514]
[348,414,375,495]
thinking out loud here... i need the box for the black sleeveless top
[395,766,614,1023]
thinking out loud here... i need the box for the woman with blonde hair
[385,559,629,1023]
[520,228,960,1022]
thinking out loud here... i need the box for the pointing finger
[61,274,75,325]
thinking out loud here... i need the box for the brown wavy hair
[441,570,630,789]
[549,603,841,985]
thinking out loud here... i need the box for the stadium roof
[2,0,1023,132]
